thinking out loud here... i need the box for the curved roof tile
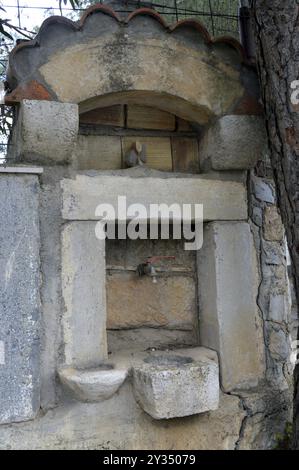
[8,3,247,70]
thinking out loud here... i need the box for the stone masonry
[0,5,296,450]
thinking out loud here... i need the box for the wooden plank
[177,117,194,132]
[80,105,124,127]
[122,136,172,171]
[172,137,199,174]
[76,135,122,170]
[127,105,176,131]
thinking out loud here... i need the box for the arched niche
[5,5,260,127]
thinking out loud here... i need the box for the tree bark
[252,0,299,447]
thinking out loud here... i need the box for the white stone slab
[61,173,247,221]
[0,166,43,174]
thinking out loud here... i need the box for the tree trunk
[252,0,299,446]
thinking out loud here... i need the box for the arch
[6,6,252,125]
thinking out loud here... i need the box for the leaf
[58,0,80,10]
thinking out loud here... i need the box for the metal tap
[137,256,176,283]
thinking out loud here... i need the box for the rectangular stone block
[11,100,78,164]
[197,222,265,391]
[200,115,267,170]
[106,272,197,331]
[133,348,219,419]
[107,328,197,353]
[0,174,41,424]
[62,174,247,222]
[263,205,284,241]
[61,222,107,367]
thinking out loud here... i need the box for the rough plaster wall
[39,166,73,409]
[0,383,245,450]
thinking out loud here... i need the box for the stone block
[14,100,78,163]
[0,174,41,424]
[197,222,265,391]
[62,173,247,222]
[268,294,289,323]
[263,206,284,241]
[251,206,263,226]
[200,115,267,170]
[133,350,219,419]
[107,328,197,354]
[61,222,107,367]
[262,240,285,265]
[252,176,275,203]
[75,135,122,170]
[106,272,197,331]
[268,327,290,361]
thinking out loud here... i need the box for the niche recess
[77,104,201,173]
[106,235,200,353]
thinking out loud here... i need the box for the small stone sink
[58,364,127,403]
[132,352,219,419]
[143,355,194,366]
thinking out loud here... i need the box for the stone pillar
[8,99,78,164]
[0,170,41,424]
[61,222,107,368]
[199,115,266,170]
[197,221,265,392]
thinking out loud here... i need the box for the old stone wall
[0,6,296,450]
[0,101,295,450]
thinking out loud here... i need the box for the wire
[1,2,239,19]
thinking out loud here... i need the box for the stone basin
[132,352,219,419]
[58,365,127,403]
[143,354,194,366]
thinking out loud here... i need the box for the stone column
[61,222,107,368]
[197,221,265,392]
[0,170,42,424]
